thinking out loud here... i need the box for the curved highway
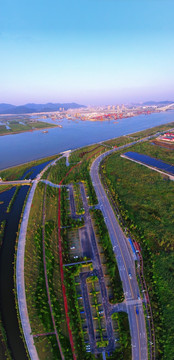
[90,147,148,360]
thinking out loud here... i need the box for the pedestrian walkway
[16,157,61,360]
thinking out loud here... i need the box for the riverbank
[0,120,173,358]
[0,110,174,170]
[0,122,58,137]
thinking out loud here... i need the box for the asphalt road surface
[90,148,148,360]
[79,183,115,354]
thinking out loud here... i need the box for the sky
[0,0,174,105]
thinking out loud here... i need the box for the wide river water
[0,110,174,170]
[0,110,173,359]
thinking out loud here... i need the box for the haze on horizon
[0,0,174,106]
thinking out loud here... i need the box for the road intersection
[90,148,148,360]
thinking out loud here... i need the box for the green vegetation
[91,209,124,303]
[42,157,68,183]
[0,185,12,193]
[64,265,96,360]
[101,142,174,359]
[109,313,131,360]
[25,183,58,359]
[125,140,174,166]
[87,276,107,345]
[25,182,74,359]
[13,123,174,359]
[69,144,104,164]
[0,120,57,136]
[24,179,87,359]
[131,121,174,140]
[102,135,135,148]
[6,186,22,213]
[60,187,84,265]
[0,154,58,181]
[0,220,6,248]
[0,222,12,358]
[23,145,130,359]
[46,147,101,205]
[0,315,12,360]
[61,186,84,228]
[73,183,85,215]
[103,121,174,146]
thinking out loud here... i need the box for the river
[0,110,174,359]
[0,110,174,170]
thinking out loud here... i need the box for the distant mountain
[0,103,17,112]
[142,100,174,106]
[0,102,86,114]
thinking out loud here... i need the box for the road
[90,147,148,360]
[16,155,64,360]
[121,153,174,181]
[79,183,115,354]
[0,180,32,185]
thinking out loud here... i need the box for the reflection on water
[0,161,49,359]
[0,110,174,170]
[124,151,174,175]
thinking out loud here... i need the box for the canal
[0,161,50,359]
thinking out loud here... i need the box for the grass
[109,313,131,360]
[25,181,73,358]
[25,180,85,358]
[16,122,174,359]
[0,185,12,193]
[46,148,100,205]
[0,120,57,136]
[131,121,174,139]
[103,121,174,147]
[73,184,85,215]
[0,221,6,248]
[25,183,57,359]
[6,186,22,213]
[69,144,104,164]
[24,145,129,359]
[101,142,174,360]
[124,140,174,166]
[0,154,58,181]
[0,125,8,134]
[91,209,124,304]
[0,315,12,360]
[43,157,68,184]
[88,277,107,344]
[102,135,136,148]
[64,265,96,360]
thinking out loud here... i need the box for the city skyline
[0,0,174,105]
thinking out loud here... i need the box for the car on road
[128,270,132,279]
[136,306,139,315]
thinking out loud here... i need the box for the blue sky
[0,0,174,105]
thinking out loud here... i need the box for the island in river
[0,116,59,136]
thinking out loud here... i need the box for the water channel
[0,111,174,358]
[0,162,50,359]
[123,151,174,175]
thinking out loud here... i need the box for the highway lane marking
[100,186,142,359]
[95,173,134,299]
[134,305,141,360]
[92,157,143,359]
